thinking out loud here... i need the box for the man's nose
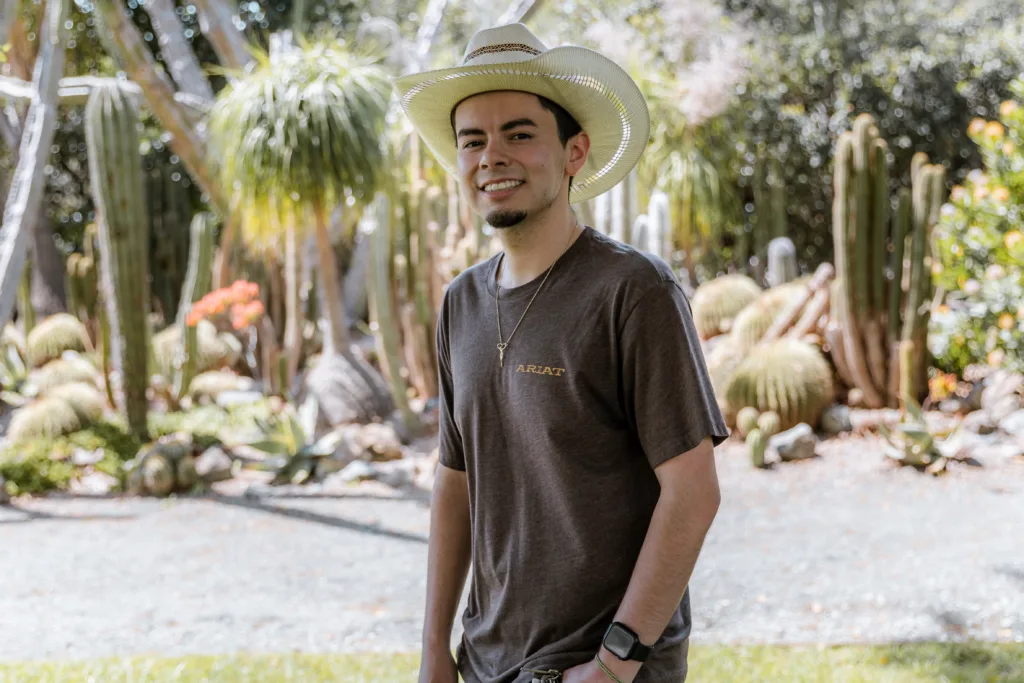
[479,138,510,169]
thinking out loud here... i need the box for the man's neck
[496,205,581,289]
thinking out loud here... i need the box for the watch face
[605,625,634,657]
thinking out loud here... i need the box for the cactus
[142,452,176,497]
[32,356,101,394]
[173,213,216,400]
[766,237,798,287]
[17,258,35,338]
[7,396,83,441]
[85,80,151,439]
[706,339,745,421]
[736,406,761,438]
[46,381,106,424]
[725,338,835,431]
[148,162,193,323]
[176,454,198,489]
[746,428,767,468]
[26,314,91,367]
[730,283,804,350]
[691,274,763,339]
[757,411,781,437]
[647,191,671,261]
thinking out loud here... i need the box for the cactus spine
[173,212,215,400]
[84,80,150,439]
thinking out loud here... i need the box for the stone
[313,432,363,478]
[70,471,118,496]
[71,447,104,466]
[1000,410,1024,437]
[0,476,8,505]
[195,447,234,483]
[939,398,967,415]
[215,390,265,409]
[332,459,375,484]
[769,423,819,462]
[821,404,852,435]
[981,372,1023,422]
[359,422,404,461]
[962,410,998,435]
[372,459,418,488]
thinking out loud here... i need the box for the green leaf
[245,439,293,455]
[304,429,344,458]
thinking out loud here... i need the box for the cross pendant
[497,342,507,368]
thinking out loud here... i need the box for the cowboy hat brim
[392,45,650,204]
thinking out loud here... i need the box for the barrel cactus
[730,283,804,350]
[735,406,761,438]
[746,428,768,468]
[142,453,176,497]
[26,314,91,367]
[691,274,762,339]
[7,396,83,441]
[757,411,781,438]
[46,382,106,424]
[725,338,835,431]
[32,356,101,394]
[85,80,151,439]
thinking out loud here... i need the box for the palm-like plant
[206,36,391,354]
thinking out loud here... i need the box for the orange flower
[968,118,987,136]
[984,121,1005,140]
[1006,231,1024,250]
[1000,100,1019,117]
[999,313,1016,330]
[993,187,1011,202]
[973,185,990,200]
[988,349,1005,366]
[1004,141,1016,156]
[950,185,966,202]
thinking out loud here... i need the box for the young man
[394,23,730,683]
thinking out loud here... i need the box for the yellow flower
[1018,304,1024,319]
[993,187,1011,202]
[932,261,944,275]
[999,313,1015,330]
[968,118,987,136]
[1007,231,1024,250]
[951,185,966,202]
[988,349,1005,366]
[1000,100,1019,117]
[974,185,990,200]
[984,121,1005,139]
[1004,141,1016,156]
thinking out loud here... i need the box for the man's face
[452,91,585,228]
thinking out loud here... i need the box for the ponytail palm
[207,38,391,352]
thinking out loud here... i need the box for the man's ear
[566,131,591,178]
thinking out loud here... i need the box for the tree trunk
[93,0,228,215]
[31,210,66,316]
[191,0,253,72]
[143,0,215,102]
[312,199,348,354]
[284,224,302,390]
[0,0,67,327]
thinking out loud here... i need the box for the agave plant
[876,397,967,475]
[243,396,345,485]
[0,332,29,407]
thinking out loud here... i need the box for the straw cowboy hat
[392,23,650,204]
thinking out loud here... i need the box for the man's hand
[562,649,639,683]
[418,647,458,683]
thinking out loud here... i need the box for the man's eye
[463,140,482,149]
[511,133,531,140]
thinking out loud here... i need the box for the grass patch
[1,643,1021,682]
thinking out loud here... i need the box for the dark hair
[450,93,583,192]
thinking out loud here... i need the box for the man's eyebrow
[455,118,539,139]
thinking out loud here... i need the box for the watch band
[603,621,652,662]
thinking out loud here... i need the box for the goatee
[487,209,528,228]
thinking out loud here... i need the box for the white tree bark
[142,0,215,102]
[0,0,17,45]
[0,0,68,326]
[191,0,253,72]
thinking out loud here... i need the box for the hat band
[464,42,542,63]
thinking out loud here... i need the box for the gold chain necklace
[495,220,579,368]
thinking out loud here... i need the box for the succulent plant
[7,396,83,441]
[691,274,762,339]
[725,338,835,431]
[736,406,761,438]
[26,314,91,367]
[757,411,782,437]
[45,382,106,425]
[152,320,233,380]
[746,428,767,468]
[142,452,176,497]
[31,356,100,394]
[176,454,198,489]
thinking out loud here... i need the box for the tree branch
[144,0,215,101]
[191,0,254,72]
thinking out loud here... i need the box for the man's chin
[485,209,528,229]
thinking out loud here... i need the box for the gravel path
[1,436,1022,662]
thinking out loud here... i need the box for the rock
[70,470,118,496]
[313,433,363,478]
[176,454,199,489]
[962,410,998,435]
[0,476,9,504]
[71,447,104,466]
[1000,410,1024,437]
[939,398,967,415]
[359,422,404,461]
[303,351,393,426]
[372,459,418,488]
[215,390,265,409]
[768,423,819,462]
[332,459,375,484]
[821,404,852,435]
[981,372,1023,422]
[195,447,234,483]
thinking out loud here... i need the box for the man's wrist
[597,645,641,683]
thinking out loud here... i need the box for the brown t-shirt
[436,226,728,683]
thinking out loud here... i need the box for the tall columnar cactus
[647,190,671,261]
[148,163,192,323]
[831,114,945,409]
[766,236,798,287]
[84,80,150,439]
[173,212,215,400]
[18,259,35,338]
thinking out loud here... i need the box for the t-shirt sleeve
[620,280,730,469]
[436,291,466,471]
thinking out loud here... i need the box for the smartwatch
[602,621,652,662]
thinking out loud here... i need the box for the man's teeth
[483,180,523,191]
